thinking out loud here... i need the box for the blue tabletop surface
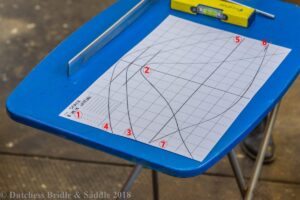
[6,0,300,177]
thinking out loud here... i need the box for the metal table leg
[228,150,247,197]
[118,165,143,200]
[118,104,280,200]
[118,165,160,200]
[152,170,159,200]
[228,103,280,200]
[245,103,280,200]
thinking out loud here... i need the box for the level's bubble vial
[191,5,228,20]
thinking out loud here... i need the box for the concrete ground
[0,0,299,199]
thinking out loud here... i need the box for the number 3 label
[125,128,132,136]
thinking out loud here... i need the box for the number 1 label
[74,111,82,119]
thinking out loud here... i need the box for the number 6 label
[262,39,268,47]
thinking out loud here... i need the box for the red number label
[125,128,132,136]
[235,36,241,43]
[103,123,109,130]
[144,66,150,74]
[74,111,82,119]
[159,140,167,148]
[262,39,268,47]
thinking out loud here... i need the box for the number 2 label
[144,66,150,74]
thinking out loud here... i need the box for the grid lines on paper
[60,15,291,162]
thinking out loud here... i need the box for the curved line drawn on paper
[60,15,291,161]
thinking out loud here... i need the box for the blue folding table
[6,0,300,199]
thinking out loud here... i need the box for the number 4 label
[103,123,109,130]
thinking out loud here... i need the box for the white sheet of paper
[60,15,291,161]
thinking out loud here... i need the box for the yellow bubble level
[171,0,256,28]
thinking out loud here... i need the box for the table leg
[245,103,280,200]
[228,150,247,197]
[228,103,280,200]
[117,164,143,200]
[152,170,159,200]
[118,104,279,200]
